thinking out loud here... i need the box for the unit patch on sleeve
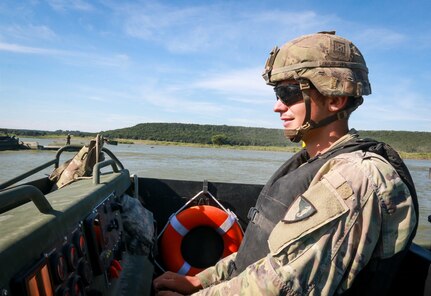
[282,195,317,223]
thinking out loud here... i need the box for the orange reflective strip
[27,275,40,296]
[40,265,53,296]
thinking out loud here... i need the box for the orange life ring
[159,205,243,275]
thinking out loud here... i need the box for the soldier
[153,32,418,295]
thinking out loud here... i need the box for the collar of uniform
[323,129,359,154]
[327,129,359,152]
[305,129,359,162]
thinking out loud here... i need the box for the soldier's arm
[191,151,416,295]
[153,250,237,294]
[195,252,237,288]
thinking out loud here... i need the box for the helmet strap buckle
[284,122,313,143]
[300,121,312,131]
[299,80,311,90]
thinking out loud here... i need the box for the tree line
[102,123,431,152]
[2,124,431,153]
[0,128,91,138]
[101,123,296,147]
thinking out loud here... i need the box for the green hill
[101,123,431,153]
[358,130,431,153]
[101,123,295,147]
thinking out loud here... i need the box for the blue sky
[1,0,430,132]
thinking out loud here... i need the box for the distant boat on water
[0,136,29,151]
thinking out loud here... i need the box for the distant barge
[0,136,118,151]
[0,136,73,151]
[0,136,29,151]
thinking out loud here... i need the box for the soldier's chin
[284,129,299,142]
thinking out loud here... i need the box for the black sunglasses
[274,84,304,106]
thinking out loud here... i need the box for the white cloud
[117,3,335,54]
[1,24,57,41]
[0,41,129,68]
[46,0,94,12]
[193,67,273,104]
[123,3,203,39]
[0,42,64,54]
[251,10,335,34]
[354,28,406,49]
[352,78,431,131]
[136,85,224,114]
[120,3,235,53]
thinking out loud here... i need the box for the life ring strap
[216,213,235,235]
[177,261,191,275]
[170,211,236,237]
[170,214,189,236]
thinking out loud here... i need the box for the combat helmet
[263,31,371,142]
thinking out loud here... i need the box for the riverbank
[15,135,431,160]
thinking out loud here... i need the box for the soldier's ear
[327,96,348,112]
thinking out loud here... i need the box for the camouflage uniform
[194,131,417,295]
[120,194,156,256]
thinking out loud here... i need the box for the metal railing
[0,145,124,190]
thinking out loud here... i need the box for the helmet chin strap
[284,83,363,143]
[284,89,312,142]
[284,81,313,143]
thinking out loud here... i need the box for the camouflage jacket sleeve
[191,151,417,296]
[195,252,237,287]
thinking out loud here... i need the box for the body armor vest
[231,137,418,278]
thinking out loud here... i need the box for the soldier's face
[273,81,333,132]
[273,81,306,131]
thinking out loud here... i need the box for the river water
[1,138,430,246]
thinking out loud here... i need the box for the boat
[0,136,26,151]
[0,140,430,295]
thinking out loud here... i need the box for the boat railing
[93,159,119,184]
[0,145,125,215]
[0,185,53,214]
[0,145,124,190]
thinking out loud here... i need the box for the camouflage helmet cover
[263,31,371,97]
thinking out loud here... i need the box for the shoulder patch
[282,196,317,223]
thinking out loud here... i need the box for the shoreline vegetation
[2,124,431,160]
